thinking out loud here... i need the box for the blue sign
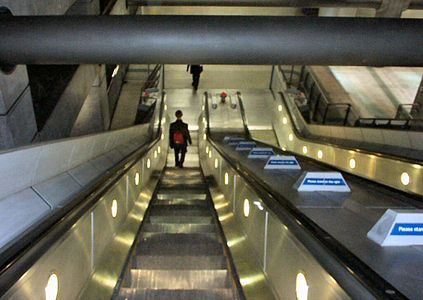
[390,223,423,236]
[303,178,346,186]
[251,151,274,156]
[268,160,298,165]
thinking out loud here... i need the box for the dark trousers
[192,73,200,90]
[174,144,186,167]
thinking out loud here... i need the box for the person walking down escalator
[187,65,203,91]
[169,110,192,168]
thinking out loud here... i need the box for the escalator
[114,166,243,299]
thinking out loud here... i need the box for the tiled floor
[328,66,423,118]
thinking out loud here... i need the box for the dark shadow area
[27,65,78,130]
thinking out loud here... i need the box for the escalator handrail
[0,91,166,297]
[236,91,252,140]
[278,91,423,165]
[205,132,406,299]
[201,102,405,298]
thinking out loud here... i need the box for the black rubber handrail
[0,91,166,296]
[236,91,252,140]
[205,134,407,299]
[202,103,407,299]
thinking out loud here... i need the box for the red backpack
[173,130,185,145]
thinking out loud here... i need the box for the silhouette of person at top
[187,65,203,91]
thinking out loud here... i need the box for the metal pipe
[127,0,423,9]
[0,15,422,66]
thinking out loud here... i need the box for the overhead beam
[0,16,422,66]
[127,0,423,9]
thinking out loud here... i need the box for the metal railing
[279,65,423,131]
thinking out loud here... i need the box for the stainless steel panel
[266,212,350,300]
[3,213,92,300]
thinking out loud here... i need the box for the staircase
[116,167,241,300]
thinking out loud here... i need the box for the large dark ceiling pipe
[0,15,422,66]
[127,0,423,9]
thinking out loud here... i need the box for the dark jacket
[187,65,203,75]
[169,119,192,149]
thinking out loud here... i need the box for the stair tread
[137,241,223,256]
[128,269,230,289]
[134,255,227,270]
[118,288,235,300]
[142,223,216,234]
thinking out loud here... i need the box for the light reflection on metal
[111,199,118,218]
[240,273,266,286]
[227,235,247,247]
[253,200,264,211]
[219,212,234,221]
[215,202,229,210]
[92,272,117,289]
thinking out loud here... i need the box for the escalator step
[128,269,231,289]
[153,199,207,206]
[134,255,227,270]
[141,232,218,241]
[118,288,236,300]
[148,215,213,224]
[142,223,216,234]
[137,241,223,256]
[157,191,206,201]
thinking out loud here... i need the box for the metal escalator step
[148,215,213,224]
[159,184,207,190]
[128,269,231,289]
[150,204,208,212]
[148,207,209,217]
[134,255,227,270]
[142,223,216,234]
[153,199,207,206]
[157,191,206,201]
[139,233,219,244]
[160,177,204,186]
[137,241,223,256]
[163,168,202,177]
[118,288,236,300]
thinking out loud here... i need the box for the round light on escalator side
[282,117,288,125]
[288,133,294,142]
[243,199,250,217]
[135,172,140,186]
[111,199,118,218]
[154,150,158,159]
[164,104,168,111]
[206,146,209,154]
[349,158,356,169]
[45,273,59,300]
[296,272,309,300]
[317,150,323,159]
[147,158,151,169]
[214,158,219,169]
[158,146,161,154]
[209,150,212,158]
[224,172,229,185]
[278,105,283,112]
[401,172,410,186]
[161,133,164,140]
[203,133,207,140]
[302,146,308,154]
